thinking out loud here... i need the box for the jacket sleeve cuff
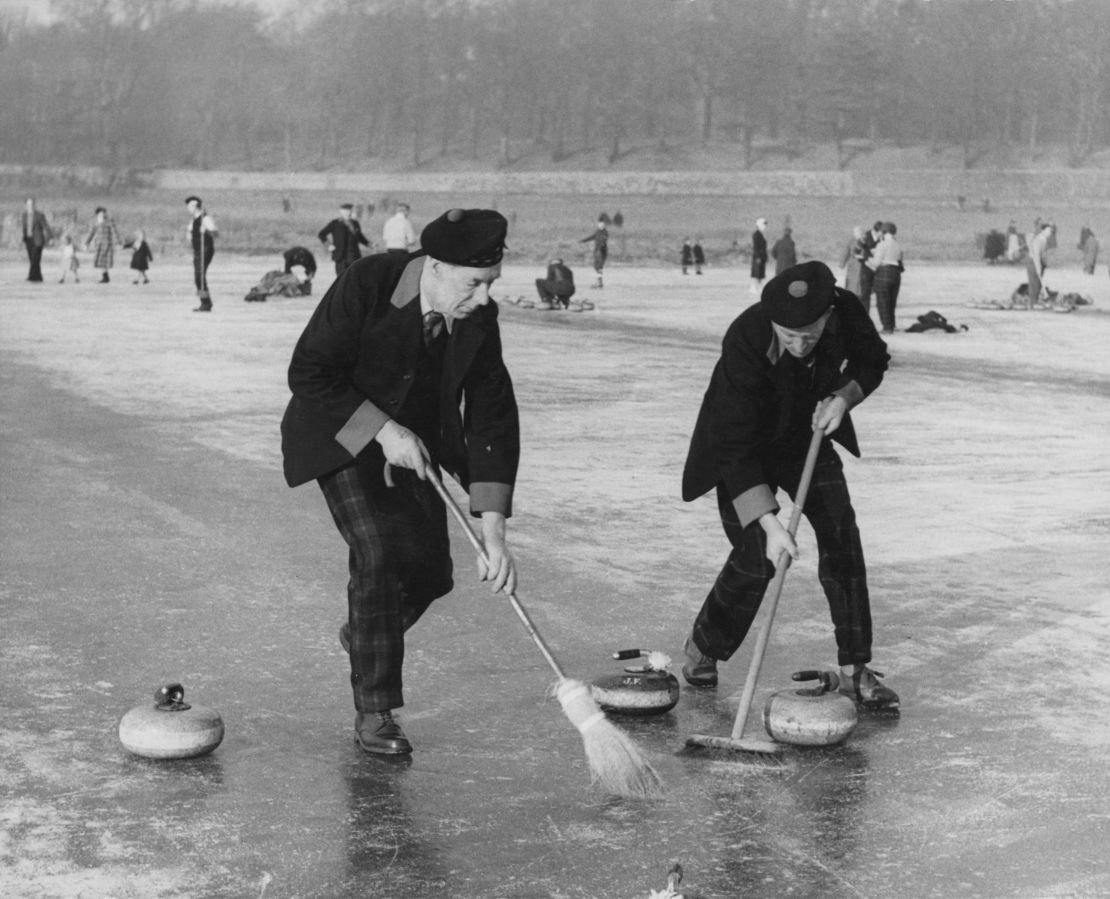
[335,400,390,458]
[833,379,865,409]
[468,481,513,518]
[732,484,778,530]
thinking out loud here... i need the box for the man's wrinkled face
[772,310,831,359]
[426,260,501,319]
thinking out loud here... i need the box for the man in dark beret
[281,208,520,754]
[680,260,899,709]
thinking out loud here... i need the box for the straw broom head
[556,679,664,799]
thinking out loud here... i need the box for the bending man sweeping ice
[680,260,899,710]
[281,208,520,754]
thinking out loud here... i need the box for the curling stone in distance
[119,684,224,759]
[590,649,681,716]
[763,670,858,747]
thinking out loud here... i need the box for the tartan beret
[421,208,507,267]
[761,260,836,328]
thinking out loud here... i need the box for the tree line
[1,0,1107,174]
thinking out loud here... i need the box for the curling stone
[762,670,858,747]
[119,684,224,759]
[590,649,681,716]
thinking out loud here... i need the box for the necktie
[423,311,446,349]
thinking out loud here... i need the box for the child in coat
[126,229,153,284]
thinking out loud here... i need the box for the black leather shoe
[682,636,718,687]
[355,711,412,755]
[839,666,900,709]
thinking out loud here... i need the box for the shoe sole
[355,734,413,755]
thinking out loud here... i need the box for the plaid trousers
[319,461,453,712]
[691,444,874,668]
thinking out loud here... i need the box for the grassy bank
[4,187,1108,269]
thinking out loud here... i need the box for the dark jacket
[318,217,369,264]
[545,261,575,297]
[280,253,520,516]
[682,288,888,527]
[22,210,53,247]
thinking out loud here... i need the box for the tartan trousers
[691,444,874,669]
[319,461,453,712]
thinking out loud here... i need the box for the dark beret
[184,195,201,206]
[760,260,836,327]
[339,203,353,210]
[421,208,507,267]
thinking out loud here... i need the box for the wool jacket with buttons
[280,252,520,516]
[682,287,889,528]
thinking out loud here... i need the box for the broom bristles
[556,679,664,799]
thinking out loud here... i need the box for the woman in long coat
[86,207,123,283]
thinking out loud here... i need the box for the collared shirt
[869,235,902,269]
[419,291,454,335]
[382,213,416,251]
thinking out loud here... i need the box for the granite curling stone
[763,670,858,747]
[119,684,225,759]
[591,649,681,716]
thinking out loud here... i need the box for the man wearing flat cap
[680,260,899,709]
[281,208,520,754]
[318,202,369,277]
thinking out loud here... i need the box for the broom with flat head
[686,425,825,766]
[427,469,663,799]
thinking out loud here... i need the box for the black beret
[184,195,201,206]
[339,202,353,210]
[760,260,836,327]
[421,208,507,267]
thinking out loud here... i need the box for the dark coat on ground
[682,289,889,524]
[280,253,520,516]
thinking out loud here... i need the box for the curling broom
[426,468,663,799]
[686,425,825,765]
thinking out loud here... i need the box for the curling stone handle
[154,684,191,711]
[790,669,839,694]
[614,649,645,660]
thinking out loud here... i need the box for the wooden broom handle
[729,425,826,741]
[425,468,568,681]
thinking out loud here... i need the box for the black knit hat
[421,208,507,266]
[761,260,836,328]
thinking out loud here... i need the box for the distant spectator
[693,237,705,275]
[1024,222,1053,308]
[1080,227,1099,275]
[770,226,797,275]
[840,225,865,296]
[535,257,576,309]
[857,220,883,313]
[318,203,369,276]
[283,245,318,287]
[580,219,609,288]
[85,206,122,284]
[749,217,768,295]
[871,222,904,334]
[983,229,1006,264]
[681,237,694,275]
[21,197,54,282]
[125,228,153,284]
[58,233,79,283]
[1006,220,1021,262]
[382,203,417,254]
[184,195,217,312]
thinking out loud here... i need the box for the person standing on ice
[281,208,520,756]
[679,260,899,710]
